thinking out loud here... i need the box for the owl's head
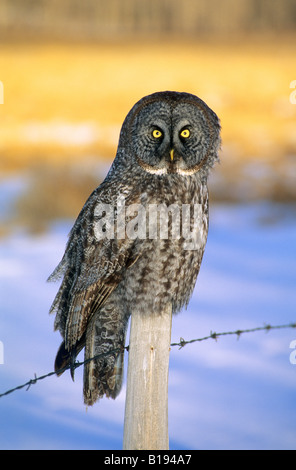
[118,91,221,179]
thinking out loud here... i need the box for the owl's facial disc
[131,100,214,176]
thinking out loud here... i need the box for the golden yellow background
[0,1,295,232]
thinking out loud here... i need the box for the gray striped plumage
[48,91,221,405]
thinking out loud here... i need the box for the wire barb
[0,322,295,399]
[26,373,37,391]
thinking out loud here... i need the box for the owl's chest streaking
[120,174,209,315]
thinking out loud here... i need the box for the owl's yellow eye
[152,129,163,139]
[180,129,190,139]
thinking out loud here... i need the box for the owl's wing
[48,186,141,360]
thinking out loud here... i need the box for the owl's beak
[170,149,174,161]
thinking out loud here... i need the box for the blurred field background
[0,0,296,233]
[1,0,296,451]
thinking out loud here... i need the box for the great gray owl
[48,91,221,406]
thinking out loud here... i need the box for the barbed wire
[170,322,296,348]
[0,322,295,399]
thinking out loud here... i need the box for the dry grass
[0,38,295,172]
[13,161,102,233]
[0,38,296,232]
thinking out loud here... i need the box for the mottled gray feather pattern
[48,91,221,405]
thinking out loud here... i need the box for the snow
[0,198,296,450]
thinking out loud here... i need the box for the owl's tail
[83,307,129,406]
[54,336,85,380]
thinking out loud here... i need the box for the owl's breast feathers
[119,175,209,314]
[49,175,208,385]
[50,175,206,322]
[48,91,219,403]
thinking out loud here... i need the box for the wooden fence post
[123,304,172,450]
